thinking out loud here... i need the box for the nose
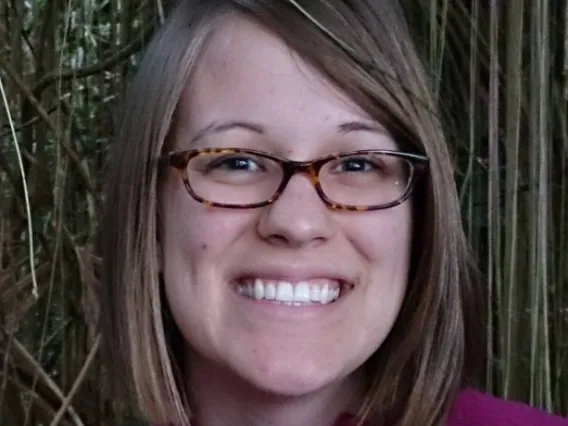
[256,174,336,248]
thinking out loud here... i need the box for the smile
[235,278,343,305]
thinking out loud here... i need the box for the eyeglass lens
[186,151,412,207]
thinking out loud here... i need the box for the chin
[232,356,349,398]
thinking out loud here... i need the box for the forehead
[175,15,385,148]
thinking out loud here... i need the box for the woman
[100,1,567,425]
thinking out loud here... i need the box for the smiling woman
[99,1,567,426]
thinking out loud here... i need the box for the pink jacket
[446,388,568,426]
[336,389,568,425]
[159,388,568,425]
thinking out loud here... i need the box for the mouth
[233,277,350,306]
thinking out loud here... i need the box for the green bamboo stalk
[556,20,568,409]
[528,0,539,405]
[429,0,449,98]
[503,0,524,401]
[429,0,438,86]
[487,0,502,396]
[462,0,483,385]
[557,1,568,413]
[535,0,552,410]
[527,0,554,408]
[462,0,483,383]
[564,0,568,101]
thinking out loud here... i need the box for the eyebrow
[191,121,265,143]
[336,120,388,135]
[190,119,387,144]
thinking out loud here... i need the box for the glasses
[160,148,428,211]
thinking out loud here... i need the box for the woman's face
[160,17,412,396]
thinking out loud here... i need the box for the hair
[100,1,485,425]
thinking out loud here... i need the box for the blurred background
[0,0,567,424]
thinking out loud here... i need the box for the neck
[185,351,364,426]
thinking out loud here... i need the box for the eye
[333,156,382,173]
[205,154,265,173]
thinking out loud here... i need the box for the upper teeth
[237,278,341,305]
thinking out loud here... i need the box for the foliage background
[0,0,566,424]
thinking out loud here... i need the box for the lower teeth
[238,293,337,305]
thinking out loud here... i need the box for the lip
[228,266,356,291]
[226,263,355,321]
[229,281,349,321]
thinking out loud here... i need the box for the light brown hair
[100,1,484,425]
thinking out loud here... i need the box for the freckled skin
[160,16,412,405]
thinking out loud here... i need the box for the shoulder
[447,388,568,426]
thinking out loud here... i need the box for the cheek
[160,181,237,265]
[161,209,238,273]
[346,205,413,268]
[159,190,254,350]
[159,183,259,293]
[351,206,412,319]
[358,207,412,339]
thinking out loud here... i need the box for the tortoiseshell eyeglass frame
[159,148,429,211]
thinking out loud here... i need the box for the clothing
[446,388,568,426]
[336,388,568,425]
[160,388,568,425]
